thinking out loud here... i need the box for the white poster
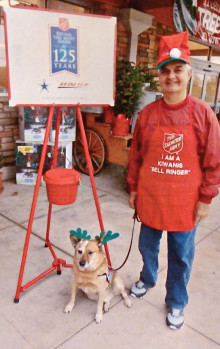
[4,6,117,106]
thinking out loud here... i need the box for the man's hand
[195,201,210,225]
[128,191,137,209]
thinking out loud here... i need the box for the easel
[14,105,112,302]
[3,4,116,302]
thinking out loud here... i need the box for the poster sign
[50,20,78,75]
[4,6,116,106]
[173,0,220,47]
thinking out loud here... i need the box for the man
[127,31,220,330]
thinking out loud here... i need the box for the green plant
[140,66,159,92]
[114,58,158,118]
[114,58,145,118]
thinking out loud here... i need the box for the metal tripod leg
[76,106,111,266]
[14,106,54,302]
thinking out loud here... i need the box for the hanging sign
[3,6,117,106]
[173,0,220,47]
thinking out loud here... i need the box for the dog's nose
[79,260,86,267]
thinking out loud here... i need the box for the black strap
[110,211,138,271]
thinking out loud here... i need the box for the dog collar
[98,268,113,283]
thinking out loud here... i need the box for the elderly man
[127,31,220,329]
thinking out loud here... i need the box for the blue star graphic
[39,79,50,92]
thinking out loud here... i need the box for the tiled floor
[0,164,219,349]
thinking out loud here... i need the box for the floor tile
[57,299,219,349]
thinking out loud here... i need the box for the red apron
[136,98,202,232]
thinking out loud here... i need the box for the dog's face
[70,236,104,271]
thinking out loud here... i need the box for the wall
[147,7,175,29]
[91,1,174,72]
[136,21,173,70]
[0,98,19,179]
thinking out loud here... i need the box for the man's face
[158,61,192,95]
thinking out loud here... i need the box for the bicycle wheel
[73,128,106,175]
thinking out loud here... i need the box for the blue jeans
[138,224,197,309]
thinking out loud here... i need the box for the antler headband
[69,227,119,245]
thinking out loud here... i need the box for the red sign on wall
[174,0,220,47]
[196,0,220,46]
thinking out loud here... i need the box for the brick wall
[90,2,174,71]
[0,98,19,168]
[137,21,174,72]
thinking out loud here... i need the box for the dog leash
[110,211,139,272]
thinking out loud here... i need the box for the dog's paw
[103,302,110,313]
[95,313,103,324]
[64,303,74,313]
[125,297,132,308]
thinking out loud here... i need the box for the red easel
[14,105,111,303]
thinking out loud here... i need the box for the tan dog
[64,235,132,323]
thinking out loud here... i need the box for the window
[210,48,220,64]
[191,73,204,99]
[204,75,218,104]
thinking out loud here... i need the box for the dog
[64,234,132,323]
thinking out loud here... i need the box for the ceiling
[128,0,174,11]
[59,0,174,12]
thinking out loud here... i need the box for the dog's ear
[70,234,80,247]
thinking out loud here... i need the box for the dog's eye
[77,250,83,254]
[88,251,93,255]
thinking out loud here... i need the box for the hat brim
[156,58,188,70]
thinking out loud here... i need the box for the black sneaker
[166,308,184,330]
[130,280,148,298]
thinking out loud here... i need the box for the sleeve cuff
[128,184,138,193]
[198,194,212,204]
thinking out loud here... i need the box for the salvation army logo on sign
[163,133,183,154]
[59,18,69,31]
[50,18,78,75]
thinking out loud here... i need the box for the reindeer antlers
[69,228,120,245]
[69,227,91,241]
[95,230,120,245]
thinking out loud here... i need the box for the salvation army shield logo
[163,133,183,154]
[50,19,78,75]
[59,18,69,31]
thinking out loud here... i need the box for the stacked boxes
[19,107,76,143]
[50,107,76,142]
[16,107,76,185]
[19,107,48,142]
[15,143,41,185]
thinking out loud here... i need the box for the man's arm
[126,117,142,194]
[197,106,220,205]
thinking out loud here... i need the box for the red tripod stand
[14,105,111,303]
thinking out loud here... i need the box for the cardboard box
[15,141,73,185]
[50,107,76,142]
[19,107,76,143]
[19,107,48,142]
[15,142,42,185]
[44,142,73,171]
